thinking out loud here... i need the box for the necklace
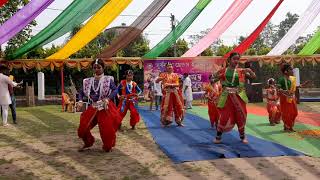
[91,74,104,94]
[126,81,133,93]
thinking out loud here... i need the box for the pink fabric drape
[182,0,253,57]
[0,0,54,45]
[224,0,284,58]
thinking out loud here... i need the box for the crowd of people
[0,52,309,152]
[205,52,309,144]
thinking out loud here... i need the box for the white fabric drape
[268,0,320,55]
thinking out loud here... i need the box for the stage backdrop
[143,58,223,99]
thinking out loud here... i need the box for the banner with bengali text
[143,58,223,99]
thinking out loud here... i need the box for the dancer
[156,63,184,127]
[277,63,309,132]
[204,75,222,128]
[213,52,256,144]
[117,70,142,130]
[266,78,281,126]
[77,59,121,152]
[178,77,185,122]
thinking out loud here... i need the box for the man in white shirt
[154,75,163,110]
[0,65,16,126]
[183,73,193,109]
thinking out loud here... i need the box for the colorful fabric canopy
[225,0,284,57]
[2,56,320,72]
[47,0,132,60]
[182,0,253,57]
[98,0,171,59]
[268,0,320,55]
[0,0,8,7]
[0,0,54,45]
[10,0,109,59]
[298,29,320,55]
[143,0,212,58]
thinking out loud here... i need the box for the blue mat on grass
[300,98,320,102]
[139,107,304,163]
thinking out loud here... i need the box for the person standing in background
[183,73,193,109]
[148,75,156,111]
[8,74,18,124]
[154,74,163,111]
[0,65,18,126]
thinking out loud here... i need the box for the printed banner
[143,58,223,99]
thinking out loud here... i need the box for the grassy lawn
[0,105,319,179]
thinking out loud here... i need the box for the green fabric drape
[9,0,109,59]
[143,0,212,58]
[298,30,320,55]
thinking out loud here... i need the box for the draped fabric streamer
[143,0,212,58]
[47,0,132,60]
[9,0,109,59]
[98,0,171,59]
[182,0,253,57]
[224,0,284,58]
[298,30,320,55]
[0,0,54,45]
[268,0,320,55]
[0,0,8,7]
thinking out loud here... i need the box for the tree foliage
[160,38,189,57]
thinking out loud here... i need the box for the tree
[160,38,189,57]
[67,25,150,58]
[121,34,150,57]
[188,28,210,46]
[274,12,299,46]
[0,0,37,57]
[44,44,61,57]
[260,22,278,48]
[188,28,222,55]
[201,47,213,56]
[216,45,233,56]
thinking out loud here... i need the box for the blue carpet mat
[300,98,320,102]
[139,107,304,163]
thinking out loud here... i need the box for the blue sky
[33,0,320,48]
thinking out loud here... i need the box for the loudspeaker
[246,83,263,103]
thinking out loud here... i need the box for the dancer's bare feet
[213,138,221,144]
[284,128,291,133]
[241,138,249,144]
[177,123,184,127]
[289,128,296,132]
[104,148,112,153]
[78,145,90,152]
